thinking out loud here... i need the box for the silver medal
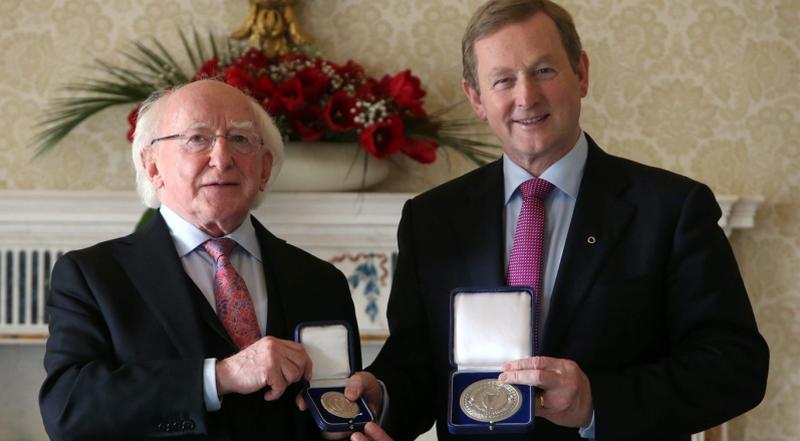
[459,379,522,423]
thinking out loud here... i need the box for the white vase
[270,142,390,192]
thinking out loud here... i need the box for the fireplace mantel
[0,190,762,340]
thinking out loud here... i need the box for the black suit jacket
[40,213,360,441]
[368,136,768,441]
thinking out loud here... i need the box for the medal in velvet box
[294,321,374,432]
[447,287,536,435]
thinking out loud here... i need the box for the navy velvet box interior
[449,370,533,433]
[305,386,372,431]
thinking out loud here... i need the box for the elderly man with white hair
[39,79,361,441]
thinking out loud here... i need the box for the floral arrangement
[35,31,497,166]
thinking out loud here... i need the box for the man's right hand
[215,336,312,401]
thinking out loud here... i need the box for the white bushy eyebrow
[229,121,255,131]
[182,121,255,131]
[185,122,211,131]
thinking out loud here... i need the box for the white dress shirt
[160,205,268,411]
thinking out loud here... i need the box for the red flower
[278,78,305,112]
[401,137,438,164]
[193,58,221,81]
[296,67,330,103]
[381,70,426,116]
[332,60,366,82]
[355,78,379,101]
[289,106,325,141]
[359,115,405,159]
[252,76,284,115]
[170,50,447,165]
[235,48,269,71]
[223,66,252,91]
[126,105,140,142]
[280,51,311,66]
[323,91,357,132]
[252,76,277,101]
[261,97,282,116]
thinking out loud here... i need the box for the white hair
[131,82,285,208]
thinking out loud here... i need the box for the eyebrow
[183,121,255,131]
[186,122,211,130]
[486,55,558,77]
[229,121,255,130]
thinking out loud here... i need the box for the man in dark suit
[345,1,769,440]
[39,80,359,440]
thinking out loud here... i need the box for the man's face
[463,12,588,175]
[142,80,272,236]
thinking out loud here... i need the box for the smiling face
[142,80,272,236]
[462,12,589,176]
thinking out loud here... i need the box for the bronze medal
[320,391,361,419]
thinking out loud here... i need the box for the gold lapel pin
[587,235,597,245]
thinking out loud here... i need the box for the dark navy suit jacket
[40,213,359,441]
[369,135,768,441]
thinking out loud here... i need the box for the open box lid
[295,321,355,384]
[449,288,534,370]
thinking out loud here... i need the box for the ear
[141,147,164,189]
[259,151,273,191]
[462,79,487,120]
[576,51,590,98]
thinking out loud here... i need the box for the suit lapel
[452,159,506,287]
[113,213,232,358]
[542,139,635,354]
[252,217,293,340]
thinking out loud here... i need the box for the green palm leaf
[32,28,232,157]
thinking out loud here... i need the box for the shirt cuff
[203,358,222,412]
[578,410,595,439]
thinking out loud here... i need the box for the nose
[515,76,540,109]
[207,136,235,169]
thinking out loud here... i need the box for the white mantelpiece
[0,190,763,341]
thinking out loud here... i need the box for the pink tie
[507,178,554,350]
[203,238,261,350]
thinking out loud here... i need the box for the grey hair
[131,82,285,208]
[462,0,582,92]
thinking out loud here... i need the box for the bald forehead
[158,81,257,132]
[165,81,252,112]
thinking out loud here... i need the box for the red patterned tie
[507,178,554,350]
[203,238,261,350]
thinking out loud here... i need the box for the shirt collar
[159,204,262,261]
[503,131,588,204]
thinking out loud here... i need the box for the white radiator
[0,248,63,336]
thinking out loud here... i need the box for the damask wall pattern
[1,1,798,440]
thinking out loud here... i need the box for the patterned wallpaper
[1,1,798,440]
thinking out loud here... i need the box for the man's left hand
[350,422,394,441]
[499,356,593,428]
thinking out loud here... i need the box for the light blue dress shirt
[160,205,268,411]
[503,132,587,330]
[503,132,595,438]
